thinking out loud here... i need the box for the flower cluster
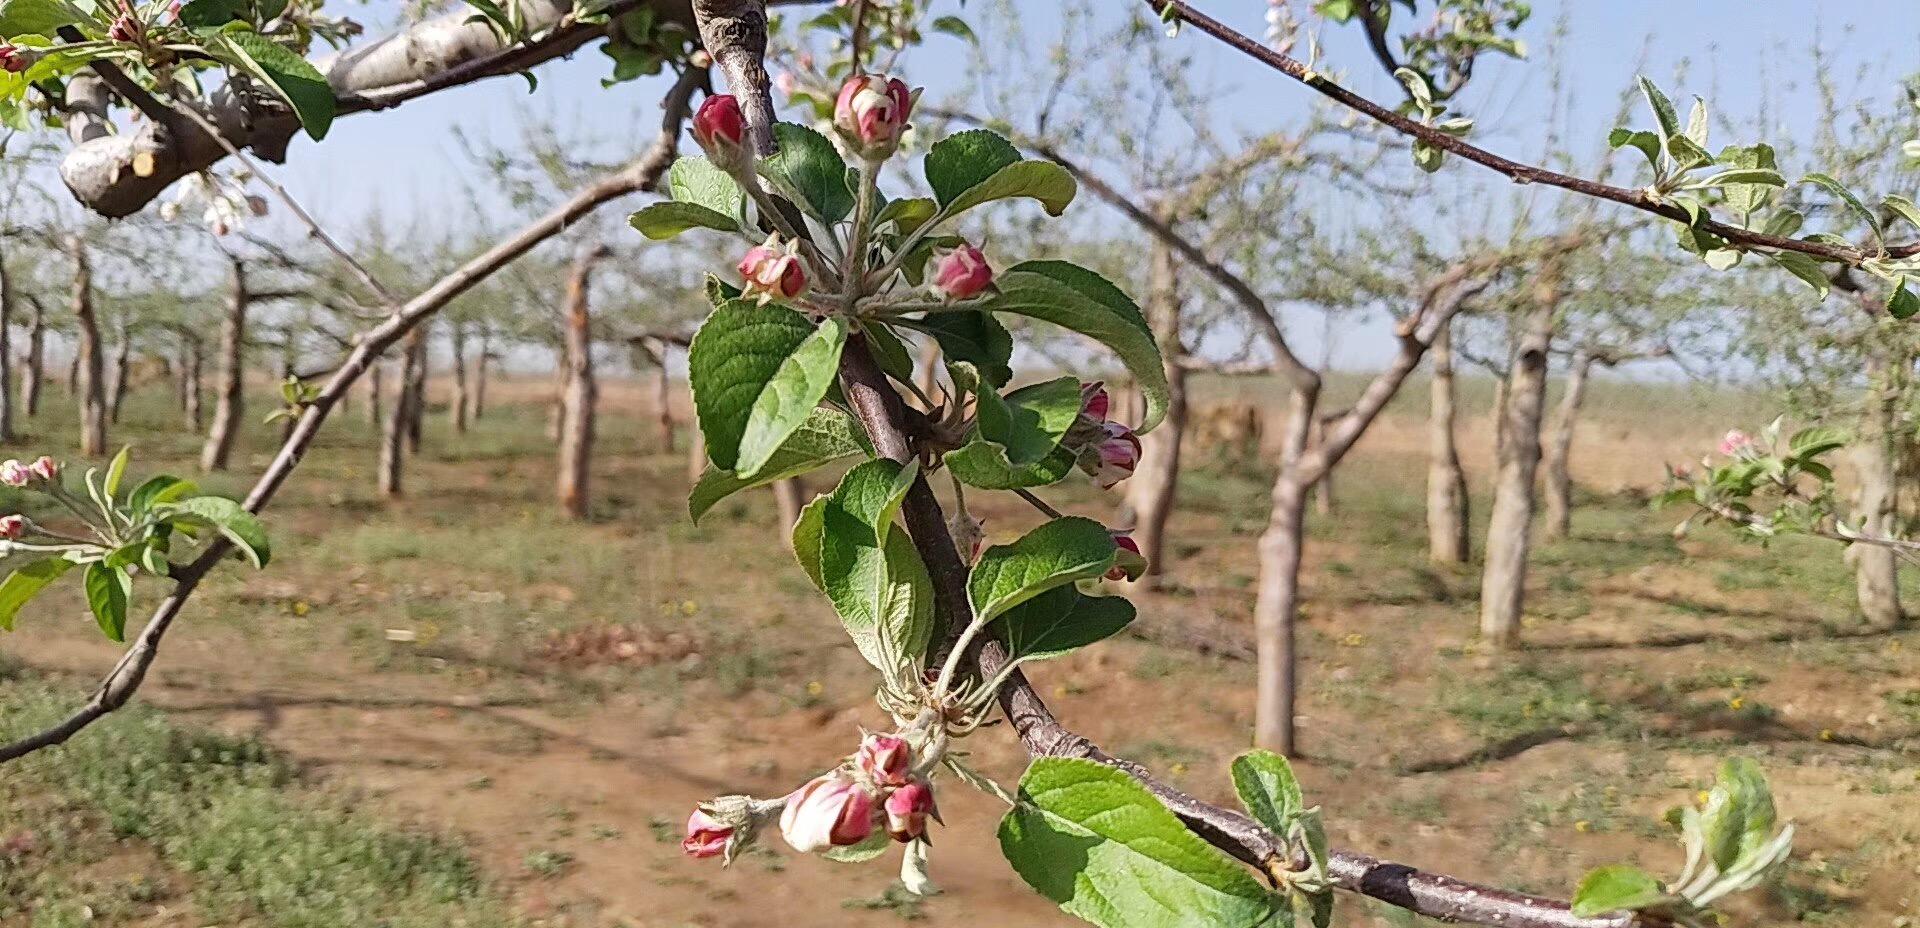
[1717,429,1758,459]
[738,234,809,303]
[684,732,940,862]
[1,456,59,488]
[834,74,917,161]
[1069,383,1141,490]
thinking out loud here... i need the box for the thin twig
[1011,487,1064,520]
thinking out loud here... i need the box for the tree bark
[0,244,14,443]
[1427,319,1471,563]
[1478,286,1557,649]
[21,296,44,417]
[771,477,806,536]
[380,328,425,497]
[1542,349,1594,541]
[104,325,131,424]
[1310,414,1337,517]
[1848,352,1905,628]
[180,334,204,430]
[200,260,248,472]
[365,359,385,428]
[556,248,605,520]
[1252,383,1318,756]
[70,237,108,457]
[688,421,707,483]
[402,323,428,454]
[448,319,470,434]
[653,359,674,450]
[1123,235,1185,588]
[470,329,490,421]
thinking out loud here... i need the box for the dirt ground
[0,375,1915,927]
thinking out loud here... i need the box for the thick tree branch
[690,0,776,155]
[0,65,704,764]
[1141,0,1920,266]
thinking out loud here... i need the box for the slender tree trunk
[0,245,14,443]
[448,319,470,435]
[66,351,78,394]
[1849,353,1905,628]
[470,331,490,421]
[653,361,674,450]
[556,249,603,520]
[1310,415,1337,517]
[381,329,425,497]
[70,237,108,457]
[366,360,385,428]
[1124,236,1185,587]
[772,478,806,534]
[105,325,131,424]
[1542,349,1594,541]
[1427,320,1471,563]
[277,338,298,446]
[688,423,707,483]
[22,296,44,417]
[200,260,248,472]
[1478,288,1557,649]
[403,324,428,454]
[181,334,204,430]
[1253,382,1320,756]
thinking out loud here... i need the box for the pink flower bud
[738,237,808,303]
[26,456,56,482]
[0,460,27,488]
[0,515,24,540]
[884,779,939,843]
[691,94,749,169]
[1105,533,1147,581]
[774,70,797,98]
[681,808,734,859]
[1717,429,1756,458]
[1080,382,1110,422]
[0,44,30,74]
[856,734,912,787]
[107,14,141,42]
[931,244,994,301]
[780,774,877,853]
[834,74,915,159]
[1080,422,1141,490]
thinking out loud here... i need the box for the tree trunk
[0,245,14,443]
[1427,320,1471,564]
[1542,349,1594,541]
[556,250,603,520]
[200,260,248,472]
[1310,415,1337,517]
[402,324,428,454]
[1849,353,1905,628]
[654,361,674,450]
[448,319,470,434]
[70,237,108,457]
[772,478,806,535]
[181,334,204,430]
[105,325,131,424]
[66,351,78,394]
[688,423,707,483]
[1123,236,1185,588]
[22,296,44,417]
[1252,383,1319,756]
[1478,290,1557,649]
[470,330,490,421]
[381,329,425,497]
[366,360,385,428]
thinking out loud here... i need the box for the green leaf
[946,376,1085,490]
[1787,426,1847,460]
[984,261,1168,432]
[997,586,1135,662]
[1609,128,1662,171]
[83,562,131,642]
[103,446,129,498]
[1883,194,1920,233]
[128,475,196,518]
[689,408,869,522]
[0,558,74,631]
[1889,278,1920,320]
[969,517,1117,624]
[1665,135,1712,172]
[0,0,78,37]
[999,758,1285,928]
[1230,750,1303,833]
[1768,252,1830,298]
[1571,865,1667,917]
[862,321,915,383]
[1636,76,1681,149]
[926,129,1020,206]
[946,441,1076,490]
[810,461,934,670]
[875,196,938,236]
[759,122,852,222]
[1713,144,1779,215]
[915,312,1012,388]
[1685,96,1709,148]
[157,496,270,568]
[929,14,977,44]
[668,156,746,223]
[689,303,848,478]
[628,202,740,240]
[1802,172,1881,240]
[703,273,743,307]
[1703,758,1778,868]
[222,31,334,140]
[945,161,1077,218]
[175,0,245,24]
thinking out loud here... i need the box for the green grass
[0,682,520,928]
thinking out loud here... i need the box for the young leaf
[222,32,334,140]
[1229,749,1303,833]
[984,261,1169,432]
[946,376,1085,489]
[1888,278,1920,320]
[103,446,130,498]
[669,157,747,222]
[1802,172,1881,241]
[809,461,934,670]
[758,122,853,222]
[998,758,1285,928]
[925,129,1077,217]
[1570,865,1667,917]
[929,14,977,44]
[0,0,79,38]
[128,475,196,517]
[1768,252,1830,298]
[688,303,848,478]
[1883,194,1920,233]
[969,516,1117,624]
[628,202,741,240]
[0,558,75,631]
[913,312,1013,388]
[1636,76,1681,149]
[689,408,870,522]
[175,0,247,27]
[1608,128,1662,172]
[158,496,271,568]
[83,562,131,642]
[996,585,1136,662]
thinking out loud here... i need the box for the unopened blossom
[856,734,912,787]
[1080,422,1141,490]
[0,460,27,488]
[107,14,142,42]
[0,515,24,540]
[780,774,877,853]
[0,44,31,74]
[884,779,939,843]
[1718,429,1757,458]
[738,235,808,303]
[1106,533,1147,582]
[833,73,915,160]
[681,808,734,859]
[948,510,986,564]
[930,244,993,301]
[690,94,749,170]
[26,456,57,482]
[1080,381,1110,422]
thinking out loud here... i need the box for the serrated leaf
[689,408,869,522]
[759,122,852,222]
[997,585,1136,662]
[83,562,131,642]
[875,196,938,236]
[915,311,1012,387]
[806,460,934,670]
[1685,96,1709,147]
[689,303,847,478]
[1230,750,1303,833]
[628,201,740,239]
[926,129,1020,206]
[0,558,74,631]
[969,517,1117,624]
[0,0,78,37]
[127,475,196,516]
[222,31,333,140]
[1571,865,1667,917]
[669,156,747,223]
[999,758,1285,928]
[1609,128,1662,172]
[983,261,1168,432]
[158,496,271,568]
[1787,425,1847,460]
[1636,76,1681,148]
